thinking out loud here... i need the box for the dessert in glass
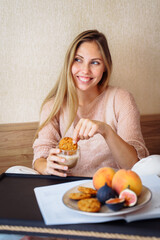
[57,137,80,169]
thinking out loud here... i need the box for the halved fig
[119,189,137,207]
[105,198,125,211]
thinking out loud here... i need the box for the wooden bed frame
[0,114,160,174]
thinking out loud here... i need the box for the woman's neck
[77,88,101,106]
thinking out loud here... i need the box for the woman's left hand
[73,118,107,142]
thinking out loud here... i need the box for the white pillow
[132,155,160,177]
[5,166,39,174]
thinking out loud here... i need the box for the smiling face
[71,41,105,95]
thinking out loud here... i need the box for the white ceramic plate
[62,180,152,217]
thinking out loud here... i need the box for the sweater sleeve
[32,99,61,165]
[114,88,149,160]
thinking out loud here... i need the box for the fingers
[73,118,98,142]
[46,160,68,177]
[87,123,98,137]
[79,119,91,138]
[49,148,60,155]
[73,119,83,142]
[45,148,68,177]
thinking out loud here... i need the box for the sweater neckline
[77,87,108,116]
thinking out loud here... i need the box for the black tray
[0,173,160,239]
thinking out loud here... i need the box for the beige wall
[0,0,160,123]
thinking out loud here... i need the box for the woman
[4,29,157,240]
[31,29,149,177]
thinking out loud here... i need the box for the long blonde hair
[35,30,112,137]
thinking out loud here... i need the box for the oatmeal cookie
[78,198,101,212]
[59,137,77,150]
[69,192,91,200]
[78,186,97,195]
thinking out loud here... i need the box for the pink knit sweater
[33,86,149,177]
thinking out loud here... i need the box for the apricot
[93,167,115,190]
[112,169,142,196]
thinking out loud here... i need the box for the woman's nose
[81,63,90,74]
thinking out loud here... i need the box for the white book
[34,175,160,225]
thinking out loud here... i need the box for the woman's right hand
[44,148,68,177]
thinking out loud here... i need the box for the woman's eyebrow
[91,58,103,61]
[75,54,103,61]
[75,54,83,58]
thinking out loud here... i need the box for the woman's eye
[91,61,100,65]
[75,58,81,62]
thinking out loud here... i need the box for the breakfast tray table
[0,173,160,240]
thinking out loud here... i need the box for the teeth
[78,76,90,82]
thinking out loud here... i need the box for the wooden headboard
[0,122,38,174]
[140,114,160,155]
[0,114,160,174]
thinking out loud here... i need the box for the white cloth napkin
[34,179,121,225]
[34,175,160,225]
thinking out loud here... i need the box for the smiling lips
[77,76,93,83]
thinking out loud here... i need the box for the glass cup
[57,146,80,169]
